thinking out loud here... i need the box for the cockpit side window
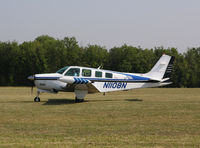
[65,68,80,76]
[56,66,69,74]
[82,69,91,77]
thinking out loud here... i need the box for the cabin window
[105,73,113,78]
[82,69,91,77]
[65,68,80,76]
[56,66,69,74]
[95,71,102,77]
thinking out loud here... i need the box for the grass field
[0,87,200,148]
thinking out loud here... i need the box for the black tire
[34,97,40,102]
[75,97,84,103]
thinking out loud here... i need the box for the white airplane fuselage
[28,54,175,102]
[34,69,169,93]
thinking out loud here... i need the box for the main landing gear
[34,91,40,102]
[75,97,84,103]
[74,85,88,103]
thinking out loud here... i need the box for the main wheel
[34,97,40,102]
[75,97,84,103]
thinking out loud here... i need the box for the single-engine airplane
[28,54,175,102]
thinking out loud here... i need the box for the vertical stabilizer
[144,54,175,81]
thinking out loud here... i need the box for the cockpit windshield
[56,66,69,74]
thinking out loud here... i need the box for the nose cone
[27,75,35,81]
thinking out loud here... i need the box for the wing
[64,83,100,93]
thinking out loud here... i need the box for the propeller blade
[31,81,34,94]
[27,75,35,94]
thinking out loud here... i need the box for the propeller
[27,75,35,94]
[31,80,34,94]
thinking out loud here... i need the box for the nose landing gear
[34,97,40,102]
[34,91,40,102]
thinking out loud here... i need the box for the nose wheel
[34,97,40,102]
[34,91,41,102]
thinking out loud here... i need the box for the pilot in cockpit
[73,69,78,77]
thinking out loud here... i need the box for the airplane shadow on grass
[43,99,79,105]
[1,99,77,105]
[42,98,143,105]
[43,99,116,105]
[125,99,143,102]
[0,98,142,105]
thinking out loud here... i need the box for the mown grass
[0,87,200,147]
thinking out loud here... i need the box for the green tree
[0,42,19,85]
[82,45,108,68]
[62,37,82,66]
[184,48,200,87]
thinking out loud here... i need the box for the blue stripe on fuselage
[34,77,59,80]
[122,73,150,80]
[87,78,149,82]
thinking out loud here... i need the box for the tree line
[0,35,200,87]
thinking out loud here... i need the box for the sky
[0,0,200,53]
